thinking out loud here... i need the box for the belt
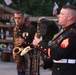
[53,59,76,64]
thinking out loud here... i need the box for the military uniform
[42,57,53,69]
[36,23,76,75]
[14,23,36,74]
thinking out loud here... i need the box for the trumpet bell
[20,46,33,56]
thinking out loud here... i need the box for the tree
[0,0,76,16]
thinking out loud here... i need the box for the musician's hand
[14,37,24,46]
[39,60,44,67]
[32,36,42,46]
[12,52,15,59]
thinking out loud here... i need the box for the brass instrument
[32,17,58,75]
[20,21,41,75]
[20,46,33,56]
[13,25,23,63]
[20,17,58,55]
[13,47,23,63]
[13,24,32,75]
[32,20,42,75]
[20,17,58,75]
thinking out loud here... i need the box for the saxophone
[20,19,42,75]
[32,21,41,75]
[20,17,58,75]
[31,17,58,75]
[20,26,40,75]
[13,25,23,63]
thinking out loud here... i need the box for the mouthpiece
[20,46,33,56]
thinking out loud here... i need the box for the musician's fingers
[39,60,44,67]
[34,33,37,37]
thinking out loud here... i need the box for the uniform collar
[64,22,76,30]
[19,23,26,29]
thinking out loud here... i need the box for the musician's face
[58,8,69,28]
[14,13,25,26]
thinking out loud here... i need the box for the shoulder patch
[60,38,69,48]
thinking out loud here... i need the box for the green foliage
[0,0,76,16]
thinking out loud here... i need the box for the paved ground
[0,61,52,75]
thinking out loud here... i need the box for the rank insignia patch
[60,38,69,48]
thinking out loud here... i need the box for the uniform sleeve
[43,57,53,69]
[36,30,76,60]
[36,40,53,56]
[36,41,48,55]
[51,31,76,60]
